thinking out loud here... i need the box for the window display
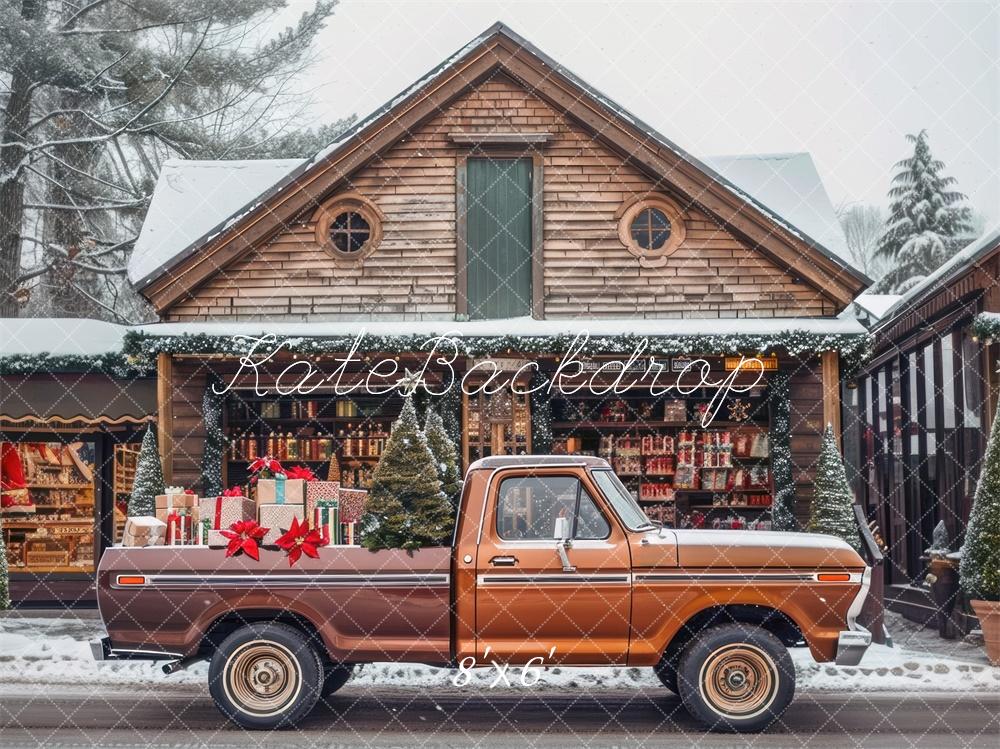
[1,441,96,573]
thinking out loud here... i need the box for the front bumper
[834,627,872,665]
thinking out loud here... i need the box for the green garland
[200,377,225,497]
[0,515,9,609]
[529,368,553,453]
[121,329,871,370]
[971,313,1000,341]
[768,370,797,532]
[0,352,150,377]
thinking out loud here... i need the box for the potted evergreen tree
[960,400,1000,665]
[361,397,452,552]
[807,425,862,551]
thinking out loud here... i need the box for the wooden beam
[821,351,842,448]
[157,352,174,484]
[448,131,553,146]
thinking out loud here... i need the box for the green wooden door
[465,158,533,319]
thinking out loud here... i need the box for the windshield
[591,469,654,531]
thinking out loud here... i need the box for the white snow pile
[1,616,997,694]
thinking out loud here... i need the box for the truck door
[475,469,632,665]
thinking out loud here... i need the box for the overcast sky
[297,1,999,224]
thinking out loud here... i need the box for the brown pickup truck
[94,456,872,732]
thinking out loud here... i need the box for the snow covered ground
[0,612,996,694]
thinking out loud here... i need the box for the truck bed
[97,545,452,664]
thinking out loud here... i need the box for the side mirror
[553,516,571,541]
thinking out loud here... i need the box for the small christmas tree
[424,408,463,510]
[807,425,861,551]
[960,398,1000,602]
[200,380,224,497]
[361,397,451,551]
[0,516,9,609]
[129,427,164,517]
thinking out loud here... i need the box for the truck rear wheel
[677,624,794,733]
[209,622,324,729]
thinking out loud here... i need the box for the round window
[314,193,383,261]
[630,207,672,251]
[329,211,371,254]
[617,196,686,267]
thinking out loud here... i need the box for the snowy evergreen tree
[874,130,974,293]
[128,427,164,517]
[361,397,451,551]
[529,369,553,454]
[424,409,463,511]
[769,371,797,532]
[960,397,1000,601]
[0,0,349,319]
[200,380,224,497]
[807,425,861,551]
[0,516,9,609]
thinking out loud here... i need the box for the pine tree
[529,369,553,454]
[361,397,451,551]
[200,380,224,497]
[960,398,1000,601]
[0,515,9,609]
[424,409,463,510]
[874,130,974,293]
[807,425,861,551]
[128,427,164,517]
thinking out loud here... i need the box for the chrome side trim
[111,572,450,590]
[633,571,864,584]
[477,573,631,586]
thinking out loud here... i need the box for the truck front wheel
[209,622,324,729]
[677,624,794,732]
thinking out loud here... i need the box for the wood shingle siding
[164,76,837,322]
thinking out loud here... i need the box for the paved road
[1,687,997,747]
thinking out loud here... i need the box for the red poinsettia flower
[274,516,326,567]
[284,465,316,481]
[220,485,244,498]
[220,519,269,561]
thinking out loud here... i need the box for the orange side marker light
[117,575,146,586]
[816,573,851,582]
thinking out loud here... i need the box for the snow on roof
[852,293,903,321]
[875,224,1000,326]
[0,318,130,357]
[128,158,303,287]
[134,316,867,339]
[127,25,866,293]
[703,153,851,267]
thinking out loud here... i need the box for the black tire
[654,654,679,694]
[208,622,324,730]
[677,623,795,733]
[322,663,355,696]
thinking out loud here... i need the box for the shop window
[314,192,383,261]
[1,441,96,574]
[616,195,686,267]
[496,475,609,541]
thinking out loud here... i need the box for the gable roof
[134,22,871,312]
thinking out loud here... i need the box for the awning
[0,374,156,427]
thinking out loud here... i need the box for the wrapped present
[199,492,255,531]
[305,480,339,518]
[206,528,229,547]
[343,521,357,546]
[155,488,197,512]
[313,500,340,545]
[122,516,166,547]
[259,503,305,545]
[164,511,194,545]
[338,488,368,524]
[256,474,305,507]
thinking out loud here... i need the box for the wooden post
[821,350,842,448]
[157,352,174,484]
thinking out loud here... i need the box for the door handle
[490,555,518,567]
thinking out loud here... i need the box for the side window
[496,476,610,541]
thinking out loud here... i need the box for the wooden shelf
[552,420,766,431]
[689,504,772,510]
[227,416,391,427]
[27,483,92,490]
